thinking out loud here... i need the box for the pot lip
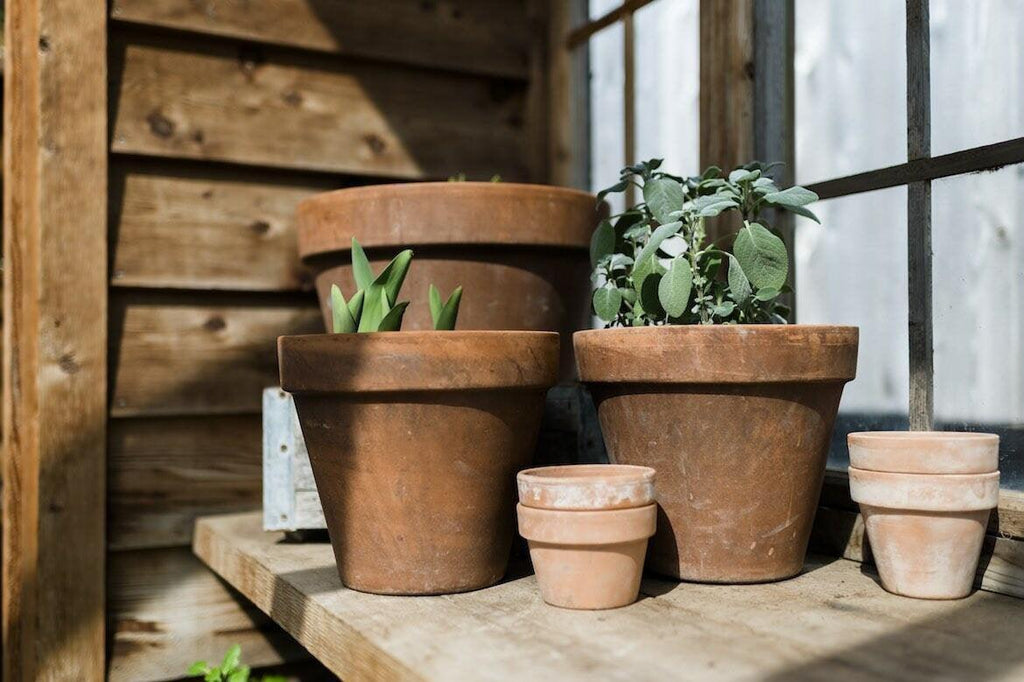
[518,464,656,486]
[574,324,859,384]
[517,465,656,510]
[848,467,1000,511]
[296,182,603,258]
[279,330,560,394]
[516,503,657,545]
[848,431,999,474]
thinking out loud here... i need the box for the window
[569,0,1024,491]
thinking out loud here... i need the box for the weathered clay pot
[517,465,657,609]
[279,331,559,595]
[296,182,603,377]
[848,431,1000,599]
[574,325,859,583]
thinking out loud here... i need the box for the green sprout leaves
[328,239,461,333]
[591,159,815,327]
[188,645,287,682]
[429,284,463,330]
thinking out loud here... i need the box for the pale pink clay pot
[848,432,999,600]
[517,465,656,609]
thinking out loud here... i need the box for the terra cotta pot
[848,431,1000,599]
[574,325,859,583]
[279,330,559,595]
[295,182,604,377]
[517,464,657,609]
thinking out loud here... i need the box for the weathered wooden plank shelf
[194,513,1024,681]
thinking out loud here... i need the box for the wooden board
[110,161,340,291]
[110,294,323,417]
[110,35,529,180]
[108,415,263,551]
[2,0,107,678]
[110,0,531,79]
[108,546,308,682]
[195,512,1024,682]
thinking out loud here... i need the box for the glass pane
[931,0,1024,156]
[589,0,621,21]
[934,165,1024,489]
[589,21,626,213]
[634,0,699,176]
[795,0,907,183]
[795,187,910,469]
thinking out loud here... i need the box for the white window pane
[796,187,910,469]
[590,0,621,21]
[634,0,699,176]
[590,21,625,213]
[931,0,1024,156]
[934,165,1024,489]
[795,0,907,183]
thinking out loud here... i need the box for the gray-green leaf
[351,238,374,291]
[754,287,781,302]
[727,254,752,304]
[733,222,788,290]
[434,285,462,330]
[728,168,760,184]
[590,219,616,268]
[428,284,443,326]
[347,288,365,324]
[593,287,622,322]
[330,284,356,333]
[764,185,818,208]
[377,300,409,331]
[658,258,693,317]
[634,220,682,267]
[643,177,685,225]
[373,249,413,306]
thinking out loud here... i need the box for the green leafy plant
[330,238,462,333]
[590,159,819,327]
[187,645,286,682]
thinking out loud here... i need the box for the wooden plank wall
[105,2,547,679]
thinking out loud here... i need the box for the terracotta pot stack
[516,465,657,609]
[849,432,1000,600]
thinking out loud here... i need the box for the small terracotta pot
[279,331,559,595]
[849,432,1000,599]
[296,182,604,378]
[517,465,657,609]
[574,325,859,583]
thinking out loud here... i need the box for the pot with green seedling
[295,181,605,380]
[575,160,859,584]
[279,239,559,595]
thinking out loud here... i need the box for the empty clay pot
[279,331,559,595]
[295,182,604,378]
[574,325,859,583]
[517,465,657,609]
[848,431,1000,599]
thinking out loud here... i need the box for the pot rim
[517,465,657,510]
[848,467,1000,511]
[848,431,999,474]
[574,324,859,384]
[516,503,657,545]
[296,182,603,258]
[279,330,559,394]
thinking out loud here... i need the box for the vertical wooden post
[548,0,590,189]
[906,0,934,430]
[3,0,108,678]
[699,0,754,172]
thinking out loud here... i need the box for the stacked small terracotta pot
[849,432,1000,600]
[516,465,657,610]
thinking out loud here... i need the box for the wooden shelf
[194,512,1024,682]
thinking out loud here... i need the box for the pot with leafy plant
[296,181,605,377]
[574,160,859,583]
[279,239,559,595]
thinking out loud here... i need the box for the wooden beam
[699,0,754,173]
[906,0,933,430]
[548,0,590,188]
[566,0,657,49]
[2,0,108,678]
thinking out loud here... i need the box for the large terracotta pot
[574,325,859,583]
[278,331,559,595]
[848,431,1000,599]
[296,182,603,377]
